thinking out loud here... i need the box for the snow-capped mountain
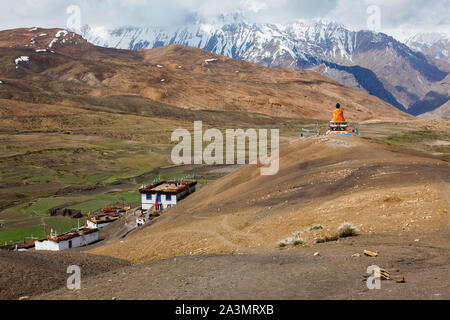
[406,33,449,52]
[406,33,450,72]
[82,20,386,68]
[82,18,449,115]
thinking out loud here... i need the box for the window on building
[166,195,172,201]
[146,194,152,200]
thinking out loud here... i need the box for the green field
[119,190,140,203]
[24,199,68,214]
[0,225,46,244]
[384,130,450,154]
[43,216,87,234]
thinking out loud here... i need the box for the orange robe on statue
[332,109,346,122]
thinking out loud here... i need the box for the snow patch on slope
[15,56,29,64]
[48,30,69,48]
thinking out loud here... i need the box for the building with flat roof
[139,180,197,211]
[87,213,121,229]
[86,205,129,229]
[35,228,98,251]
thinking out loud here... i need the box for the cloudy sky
[0,0,448,41]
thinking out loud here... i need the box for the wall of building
[35,240,61,251]
[87,220,110,229]
[162,194,177,209]
[141,193,153,211]
[35,232,98,251]
[141,193,178,210]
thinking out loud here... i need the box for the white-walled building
[35,228,98,251]
[87,214,121,229]
[86,205,129,229]
[87,219,109,229]
[139,180,197,211]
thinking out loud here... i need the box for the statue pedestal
[326,122,351,136]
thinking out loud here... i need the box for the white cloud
[243,0,268,13]
[0,0,448,41]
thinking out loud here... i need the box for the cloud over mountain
[1,0,448,41]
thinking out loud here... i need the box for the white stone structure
[136,210,152,227]
[87,219,110,229]
[140,180,197,211]
[35,228,98,251]
[86,212,123,229]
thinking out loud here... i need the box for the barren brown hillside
[132,45,412,120]
[0,27,412,121]
[89,135,449,263]
[0,27,138,60]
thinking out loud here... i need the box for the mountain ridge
[0,27,412,122]
[81,20,449,116]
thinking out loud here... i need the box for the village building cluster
[2,179,197,252]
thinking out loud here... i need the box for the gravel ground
[35,232,449,300]
[0,250,131,300]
